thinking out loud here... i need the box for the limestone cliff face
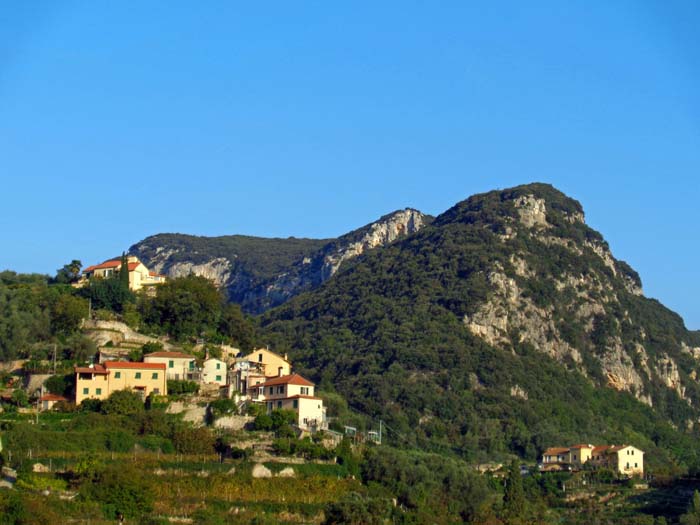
[243,209,430,312]
[461,189,692,410]
[130,209,430,313]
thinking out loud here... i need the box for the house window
[154,388,160,394]
[258,353,263,362]
[573,454,577,460]
[189,361,195,369]
[277,401,282,409]
[626,462,630,469]
[634,463,638,468]
[216,363,221,370]
[83,388,89,395]
[277,386,284,394]
[114,372,121,379]
[135,372,142,379]
[96,388,102,395]
[301,387,309,395]
[269,387,273,395]
[293,400,298,409]
[169,360,174,368]
[216,375,222,382]
[631,450,634,455]
[152,372,158,379]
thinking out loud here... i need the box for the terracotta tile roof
[104,361,165,370]
[260,373,314,387]
[145,351,195,359]
[40,393,68,402]
[75,364,109,374]
[570,444,594,449]
[84,260,142,273]
[84,260,121,273]
[592,445,612,454]
[608,445,629,453]
[543,447,570,456]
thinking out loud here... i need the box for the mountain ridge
[130,208,431,313]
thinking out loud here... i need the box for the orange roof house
[78,256,166,291]
[252,373,326,432]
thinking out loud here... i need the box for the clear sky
[1,2,699,328]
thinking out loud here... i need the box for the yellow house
[253,373,326,431]
[604,445,644,476]
[80,256,166,291]
[542,443,644,476]
[243,348,291,379]
[75,361,167,405]
[144,351,197,381]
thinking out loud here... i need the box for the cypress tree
[119,252,130,292]
[503,459,526,524]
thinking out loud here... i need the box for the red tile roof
[84,260,121,273]
[105,361,165,370]
[75,364,109,374]
[570,444,593,449]
[40,393,68,402]
[260,373,314,387]
[592,445,612,454]
[145,351,195,359]
[83,260,142,273]
[284,394,322,401]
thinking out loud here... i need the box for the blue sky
[1,2,699,327]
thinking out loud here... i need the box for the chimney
[284,353,288,361]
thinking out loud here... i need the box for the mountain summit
[260,183,700,466]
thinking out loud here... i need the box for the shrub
[101,390,145,416]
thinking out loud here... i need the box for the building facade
[75,361,167,405]
[201,358,227,386]
[144,351,197,381]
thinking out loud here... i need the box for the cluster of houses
[74,347,327,432]
[541,443,644,477]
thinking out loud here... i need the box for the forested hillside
[259,183,700,471]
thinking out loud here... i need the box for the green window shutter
[293,400,298,409]
[216,375,222,381]
[135,372,141,379]
[169,360,174,368]
[83,388,89,395]
[152,372,158,379]
[114,371,121,379]
[96,388,102,395]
